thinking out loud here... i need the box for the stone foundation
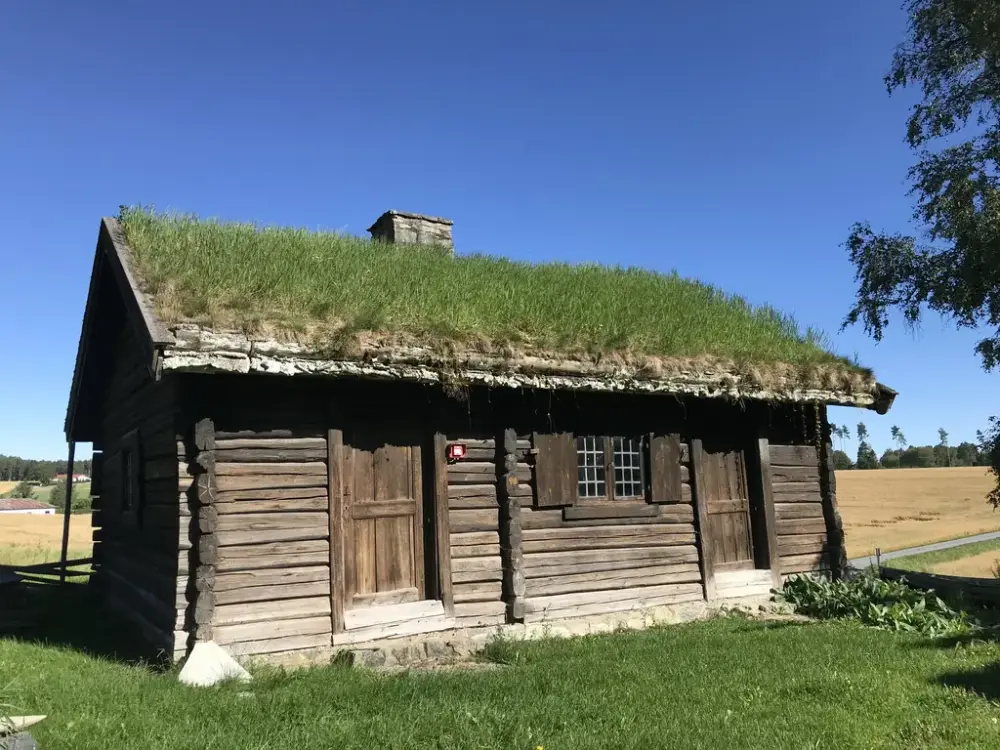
[246,594,795,671]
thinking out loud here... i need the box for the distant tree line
[829,423,989,471]
[0,455,92,483]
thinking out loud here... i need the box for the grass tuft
[118,207,869,380]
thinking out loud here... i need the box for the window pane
[612,436,644,498]
[576,435,607,498]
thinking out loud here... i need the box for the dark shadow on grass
[935,662,1000,702]
[724,619,814,634]
[0,580,168,670]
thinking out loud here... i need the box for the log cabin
[65,207,896,663]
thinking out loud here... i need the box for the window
[576,435,646,500]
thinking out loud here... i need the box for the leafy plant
[779,571,974,638]
[8,481,35,499]
[480,629,525,666]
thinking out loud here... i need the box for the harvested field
[0,481,19,495]
[0,514,91,566]
[933,550,1000,579]
[838,467,999,558]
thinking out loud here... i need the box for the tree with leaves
[856,422,880,470]
[891,425,907,451]
[843,0,999,503]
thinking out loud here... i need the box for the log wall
[769,443,835,575]
[517,438,703,623]
[90,322,181,657]
[205,434,333,657]
[445,435,506,628]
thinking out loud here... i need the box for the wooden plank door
[702,442,754,571]
[343,424,425,609]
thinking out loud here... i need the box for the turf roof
[117,207,871,389]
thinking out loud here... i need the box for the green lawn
[4,592,1000,749]
[891,539,1000,573]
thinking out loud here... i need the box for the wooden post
[191,418,217,642]
[432,433,454,616]
[59,440,76,585]
[752,437,782,589]
[328,427,346,633]
[689,438,717,601]
[500,428,525,622]
[819,409,848,578]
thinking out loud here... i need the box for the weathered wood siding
[90,323,180,657]
[518,438,703,623]
[446,436,506,628]
[770,442,834,575]
[206,435,333,656]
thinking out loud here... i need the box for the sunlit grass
[119,208,867,378]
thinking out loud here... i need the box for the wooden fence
[0,558,94,586]
[880,566,1000,609]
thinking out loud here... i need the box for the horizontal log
[215,462,327,477]
[526,582,704,616]
[780,552,831,575]
[522,510,693,530]
[213,487,329,503]
[449,509,499,533]
[522,523,695,542]
[352,500,416,520]
[522,532,696,554]
[778,538,830,556]
[216,527,329,547]
[525,563,702,598]
[459,448,497,462]
[450,531,500,547]
[453,581,503,603]
[521,590,706,624]
[215,447,328,463]
[214,615,332,645]
[771,481,820,496]
[774,503,825,520]
[768,489,823,504]
[449,438,495,450]
[451,556,503,574]
[453,601,506,619]
[213,565,330,592]
[344,599,444,630]
[447,461,497,475]
[451,543,501,559]
[216,496,328,514]
[776,518,828,536]
[215,547,330,573]
[214,596,331,626]
[524,545,698,571]
[216,512,328,532]
[215,474,328,492]
[448,472,504,485]
[448,496,499,510]
[563,504,659,521]
[770,466,820,484]
[449,484,496,499]
[215,581,331,606]
[769,445,819,467]
[452,567,503,584]
[215,428,325,440]
[215,438,327,451]
[226,632,332,657]
[525,549,700,579]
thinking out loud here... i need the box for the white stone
[178,641,251,687]
[0,717,45,736]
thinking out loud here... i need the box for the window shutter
[533,432,578,507]
[648,433,682,503]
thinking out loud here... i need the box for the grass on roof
[118,207,866,377]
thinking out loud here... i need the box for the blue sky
[0,1,994,460]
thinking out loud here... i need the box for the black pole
[59,440,76,584]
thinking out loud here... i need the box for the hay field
[932,549,1000,579]
[0,481,18,495]
[838,467,999,558]
[0,513,91,566]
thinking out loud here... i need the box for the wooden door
[702,443,754,571]
[343,424,425,608]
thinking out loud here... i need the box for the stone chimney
[368,210,454,252]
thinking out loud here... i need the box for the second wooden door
[701,442,754,571]
[344,424,425,608]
